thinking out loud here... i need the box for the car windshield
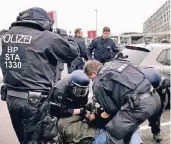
[118,47,149,65]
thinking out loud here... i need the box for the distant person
[67,28,88,73]
[87,27,119,64]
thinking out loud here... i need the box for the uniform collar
[75,35,81,38]
[101,36,108,41]
[97,65,103,75]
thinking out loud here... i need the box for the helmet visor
[70,82,89,97]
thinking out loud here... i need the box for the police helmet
[16,7,54,31]
[69,70,90,97]
[141,67,161,88]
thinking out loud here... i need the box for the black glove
[161,79,170,89]
[54,28,68,39]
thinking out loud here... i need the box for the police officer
[50,70,90,118]
[0,7,79,144]
[67,28,88,73]
[87,27,119,64]
[142,67,170,142]
[50,70,97,143]
[84,60,161,144]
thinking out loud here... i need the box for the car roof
[125,43,171,52]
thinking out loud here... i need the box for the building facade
[143,0,171,42]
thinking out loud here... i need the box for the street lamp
[95,9,98,37]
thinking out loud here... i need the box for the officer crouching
[84,60,161,144]
[49,70,99,143]
[0,7,79,144]
[142,67,170,142]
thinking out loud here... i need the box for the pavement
[0,65,170,144]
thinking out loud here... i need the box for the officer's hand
[73,108,84,115]
[101,111,110,119]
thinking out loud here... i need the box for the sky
[0,0,168,36]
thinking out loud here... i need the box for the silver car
[117,43,170,107]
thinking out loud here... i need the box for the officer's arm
[78,41,88,61]
[87,40,96,60]
[60,108,74,117]
[50,34,80,64]
[93,80,118,115]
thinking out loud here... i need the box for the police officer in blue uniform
[142,67,170,142]
[84,60,161,144]
[0,7,79,144]
[68,28,88,73]
[87,27,119,64]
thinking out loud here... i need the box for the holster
[27,91,42,107]
[1,85,7,101]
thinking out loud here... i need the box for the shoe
[153,133,162,142]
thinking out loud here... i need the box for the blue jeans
[92,129,106,144]
[130,129,142,144]
[92,129,142,144]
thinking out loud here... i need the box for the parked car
[116,43,170,108]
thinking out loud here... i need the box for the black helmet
[69,70,90,97]
[141,67,161,89]
[15,7,54,31]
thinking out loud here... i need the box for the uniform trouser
[148,90,168,134]
[6,95,38,144]
[106,92,161,144]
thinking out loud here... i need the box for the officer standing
[84,60,161,144]
[67,28,88,73]
[0,7,79,144]
[87,27,119,64]
[142,67,170,142]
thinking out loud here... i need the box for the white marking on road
[140,121,171,130]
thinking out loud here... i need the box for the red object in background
[87,30,96,39]
[48,11,54,19]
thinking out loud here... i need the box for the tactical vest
[98,60,151,108]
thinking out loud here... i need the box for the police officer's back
[84,60,161,143]
[0,7,79,143]
[87,27,119,63]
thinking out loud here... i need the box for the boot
[153,133,162,142]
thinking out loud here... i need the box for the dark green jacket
[58,115,98,143]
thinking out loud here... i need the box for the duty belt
[7,90,47,99]
[136,86,155,100]
[121,87,155,110]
